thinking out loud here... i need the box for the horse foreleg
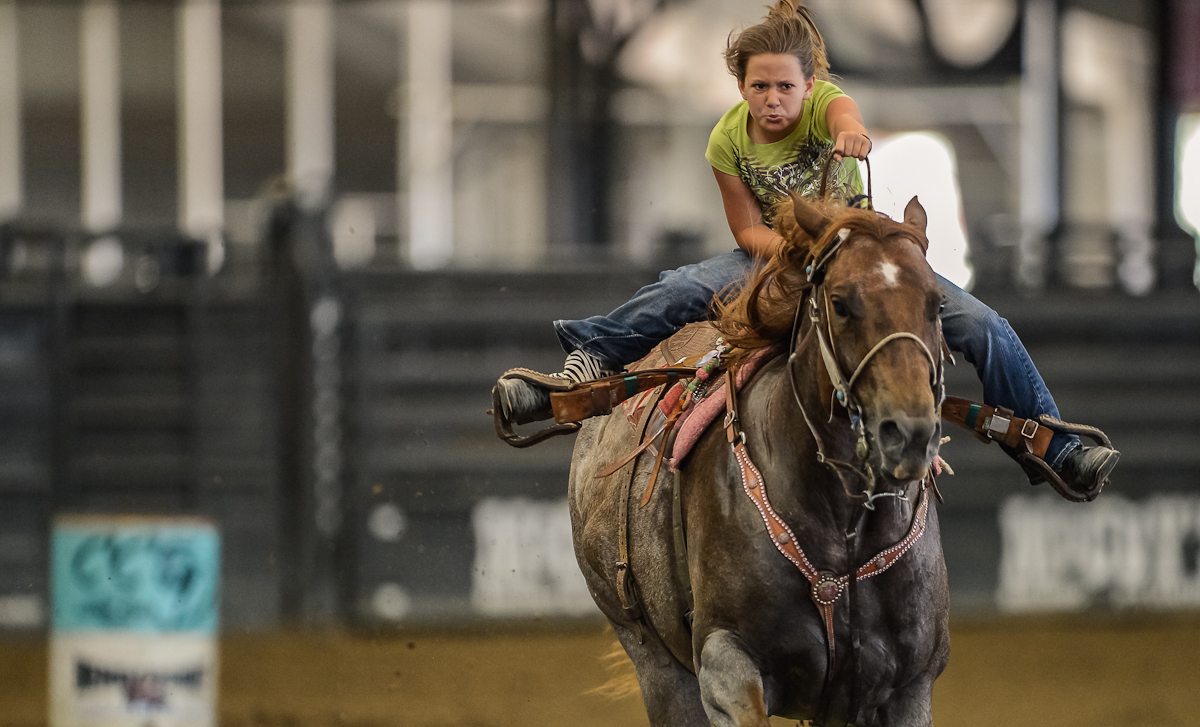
[697,630,772,727]
[874,676,935,727]
[610,623,708,727]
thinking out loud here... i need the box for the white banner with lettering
[999,494,1200,612]
[470,498,599,617]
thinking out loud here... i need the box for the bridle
[775,211,947,727]
[786,224,946,508]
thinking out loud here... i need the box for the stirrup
[1015,415,1113,503]
[492,385,580,448]
[491,368,580,449]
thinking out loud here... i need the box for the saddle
[584,324,758,507]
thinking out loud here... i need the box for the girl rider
[496,0,1118,492]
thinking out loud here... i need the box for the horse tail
[584,639,641,700]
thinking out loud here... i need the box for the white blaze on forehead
[877,260,901,287]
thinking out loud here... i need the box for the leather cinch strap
[942,396,1113,504]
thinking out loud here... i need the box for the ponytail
[725,0,830,82]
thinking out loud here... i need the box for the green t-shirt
[705,79,864,227]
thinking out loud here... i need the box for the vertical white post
[287,0,334,211]
[1018,0,1059,289]
[0,0,22,219]
[177,0,223,246]
[403,0,453,269]
[81,0,122,232]
[1105,27,1155,295]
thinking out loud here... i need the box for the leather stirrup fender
[550,367,696,424]
[492,366,696,449]
[941,396,1114,503]
[941,396,1053,457]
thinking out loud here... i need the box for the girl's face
[738,53,815,144]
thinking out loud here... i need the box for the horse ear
[790,194,830,241]
[903,196,928,235]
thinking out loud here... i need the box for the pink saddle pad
[669,346,776,471]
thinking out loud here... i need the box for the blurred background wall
[0,0,1197,636]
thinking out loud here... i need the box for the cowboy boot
[496,350,616,425]
[1058,445,1120,493]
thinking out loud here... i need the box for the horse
[568,194,950,727]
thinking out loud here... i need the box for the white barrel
[49,516,220,727]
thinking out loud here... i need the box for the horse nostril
[877,415,940,464]
[878,418,908,458]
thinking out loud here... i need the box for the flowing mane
[715,198,930,350]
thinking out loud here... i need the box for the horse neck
[763,323,865,527]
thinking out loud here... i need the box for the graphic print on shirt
[736,138,857,228]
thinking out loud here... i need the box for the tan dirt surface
[2,615,1199,727]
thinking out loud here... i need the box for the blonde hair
[724,0,831,82]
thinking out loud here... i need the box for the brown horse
[568,194,949,726]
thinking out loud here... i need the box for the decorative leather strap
[726,369,931,591]
[941,396,1054,458]
[723,368,932,691]
[549,367,696,424]
[595,377,680,480]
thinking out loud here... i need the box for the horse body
[569,197,951,726]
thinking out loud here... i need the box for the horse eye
[831,298,850,318]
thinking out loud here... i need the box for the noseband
[787,225,946,506]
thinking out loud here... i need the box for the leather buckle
[723,410,736,429]
[1021,419,1039,439]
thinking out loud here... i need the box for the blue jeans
[554,250,1080,473]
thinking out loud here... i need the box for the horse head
[789,194,944,486]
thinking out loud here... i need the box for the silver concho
[812,576,843,605]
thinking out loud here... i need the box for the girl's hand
[833,130,871,161]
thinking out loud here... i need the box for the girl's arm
[826,96,872,161]
[713,167,785,258]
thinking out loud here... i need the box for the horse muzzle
[874,411,941,481]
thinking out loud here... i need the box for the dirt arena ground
[2,614,1199,727]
